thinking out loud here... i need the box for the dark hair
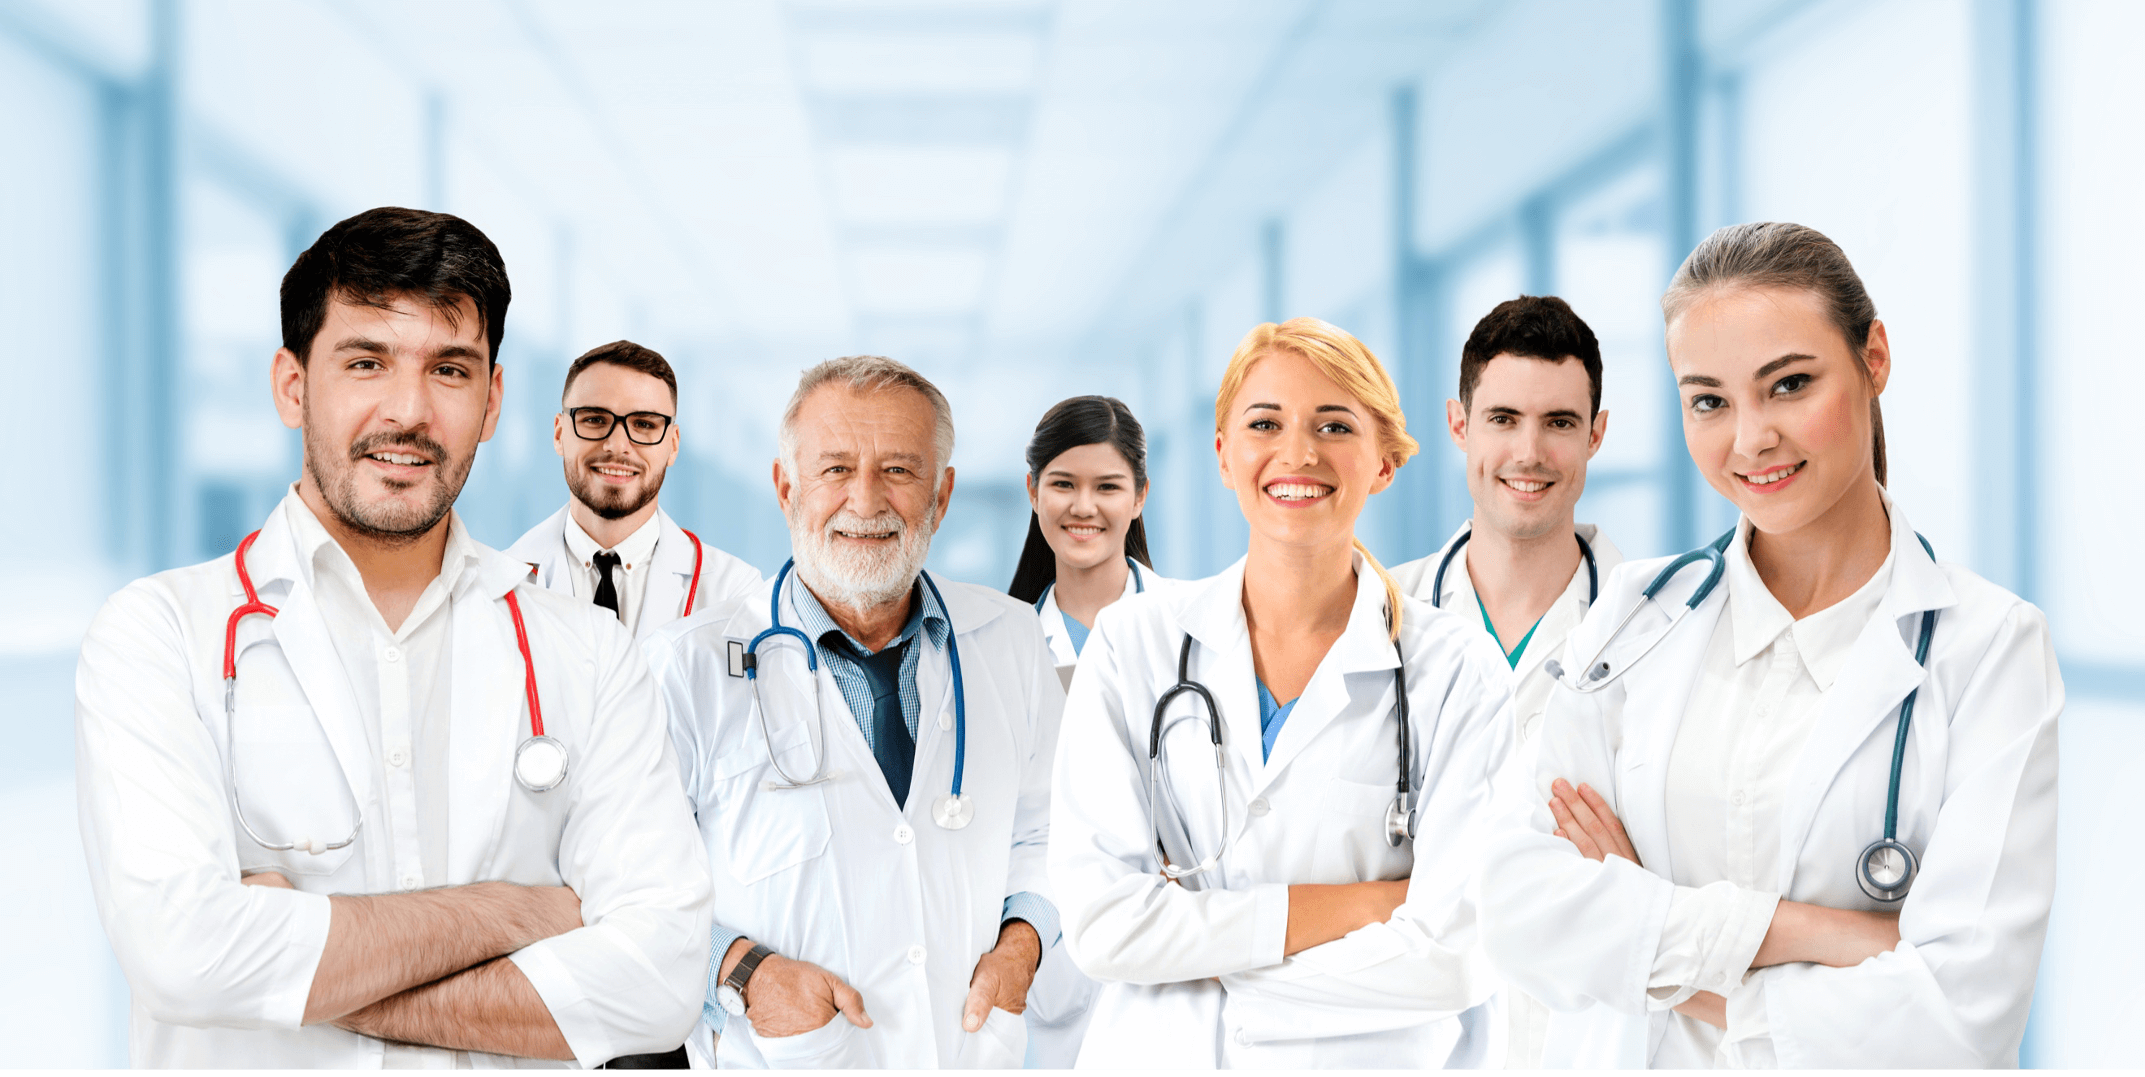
[1006,396,1154,605]
[1457,295,1603,416]
[563,340,678,405]
[1663,222,1887,484]
[280,207,512,366]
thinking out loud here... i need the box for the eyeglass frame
[562,406,676,446]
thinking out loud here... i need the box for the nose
[601,419,636,452]
[1730,402,1780,464]
[1279,422,1320,469]
[1069,483,1097,517]
[377,360,434,430]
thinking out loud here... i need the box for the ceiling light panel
[850,247,991,314]
[800,33,1044,94]
[828,147,1014,226]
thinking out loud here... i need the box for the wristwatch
[716,942,775,1017]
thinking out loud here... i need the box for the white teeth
[1504,479,1548,493]
[593,466,636,476]
[372,453,426,466]
[1265,482,1332,501]
[1065,526,1102,535]
[1745,462,1804,485]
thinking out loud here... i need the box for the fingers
[961,979,992,1033]
[830,977,873,1029]
[1547,787,1603,861]
[1575,782,1639,862]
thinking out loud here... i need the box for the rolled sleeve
[1647,882,1777,1004]
[701,923,749,1034]
[1001,891,1061,949]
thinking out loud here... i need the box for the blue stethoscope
[1541,527,1940,902]
[1428,527,1599,610]
[1032,556,1147,613]
[739,559,974,830]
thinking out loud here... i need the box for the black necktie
[592,551,622,621]
[836,636,915,808]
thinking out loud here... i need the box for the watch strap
[723,942,775,1000]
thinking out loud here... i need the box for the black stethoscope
[1540,528,1940,902]
[1428,527,1599,611]
[1148,622,1415,882]
[1032,556,1147,613]
[739,559,975,830]
[222,529,562,856]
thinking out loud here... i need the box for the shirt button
[400,873,422,891]
[1754,704,1769,718]
[1248,797,1270,817]
[387,743,410,768]
[1732,790,1747,806]
[894,824,914,845]
[907,944,927,965]
[383,646,401,663]
[939,713,952,731]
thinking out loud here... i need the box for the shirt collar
[279,486,481,598]
[786,567,950,658]
[1725,514,1898,690]
[563,510,662,570]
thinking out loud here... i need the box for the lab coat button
[1732,790,1746,806]
[1235,1030,1252,1047]
[907,945,926,965]
[383,647,401,663]
[399,873,421,891]
[387,744,410,768]
[939,713,952,731]
[1248,797,1270,817]
[894,824,914,845]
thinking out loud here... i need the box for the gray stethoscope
[740,559,975,830]
[1541,528,1940,902]
[1148,626,1415,883]
[1033,556,1147,613]
[1429,527,1599,610]
[222,530,564,856]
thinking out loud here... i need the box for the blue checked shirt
[704,571,1059,1034]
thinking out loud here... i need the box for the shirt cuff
[1001,891,1061,950]
[703,923,749,1035]
[1649,882,1779,1000]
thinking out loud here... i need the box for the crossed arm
[1546,779,1901,1029]
[243,872,581,1058]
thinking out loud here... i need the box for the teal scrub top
[1476,592,1541,670]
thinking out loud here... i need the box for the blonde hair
[1214,317,1419,640]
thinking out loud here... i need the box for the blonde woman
[1048,318,1515,1067]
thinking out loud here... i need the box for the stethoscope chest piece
[932,792,975,830]
[1857,837,1918,903]
[1384,793,1413,848]
[515,734,569,793]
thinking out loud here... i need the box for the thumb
[831,978,874,1029]
[961,973,994,1032]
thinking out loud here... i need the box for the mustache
[349,430,450,465]
[824,510,905,538]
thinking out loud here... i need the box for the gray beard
[787,497,938,612]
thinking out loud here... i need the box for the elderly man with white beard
[643,355,1066,1069]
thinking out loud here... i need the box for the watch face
[717,985,746,1016]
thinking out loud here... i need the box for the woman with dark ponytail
[1009,395,1169,673]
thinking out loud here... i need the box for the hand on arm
[1283,880,1410,956]
[963,920,1042,1031]
[1547,779,1902,1032]
[241,873,581,1030]
[332,957,572,1059]
[717,936,873,1038]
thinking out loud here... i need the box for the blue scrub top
[1257,681,1299,761]
[1062,615,1091,656]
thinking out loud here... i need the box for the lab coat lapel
[1176,561,1263,791]
[261,565,378,818]
[446,582,526,883]
[1774,506,1958,890]
[647,509,695,626]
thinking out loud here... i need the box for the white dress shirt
[562,513,662,636]
[1648,520,1897,1067]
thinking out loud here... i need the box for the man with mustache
[74,207,712,1067]
[1388,294,1625,1067]
[507,340,761,643]
[643,356,1065,1068]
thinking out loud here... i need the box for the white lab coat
[644,570,1065,1069]
[505,504,763,642]
[73,500,715,1068]
[1025,558,1172,1067]
[1049,555,1515,1068]
[1478,501,2062,1068]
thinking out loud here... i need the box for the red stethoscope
[222,529,562,856]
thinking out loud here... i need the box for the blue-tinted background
[3,0,2137,1065]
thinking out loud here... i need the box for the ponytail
[1355,538,1404,641]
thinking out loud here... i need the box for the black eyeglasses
[565,407,675,446]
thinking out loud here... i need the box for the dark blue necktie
[841,638,914,808]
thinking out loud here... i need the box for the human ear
[271,348,305,430]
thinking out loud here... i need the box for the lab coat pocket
[752,1014,869,1068]
[720,755,833,885]
[954,1007,1028,1069]
[1320,777,1395,817]
[226,703,360,878]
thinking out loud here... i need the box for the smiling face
[1449,354,1606,541]
[1216,349,1396,554]
[1027,441,1147,572]
[555,361,679,521]
[1667,285,1889,536]
[273,292,501,543]
[774,381,953,610]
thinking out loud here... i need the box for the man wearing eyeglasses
[507,341,762,645]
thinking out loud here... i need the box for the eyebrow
[1484,405,1585,421]
[1679,352,1818,388]
[1045,468,1128,481]
[328,337,485,364]
[1241,402,1360,416]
